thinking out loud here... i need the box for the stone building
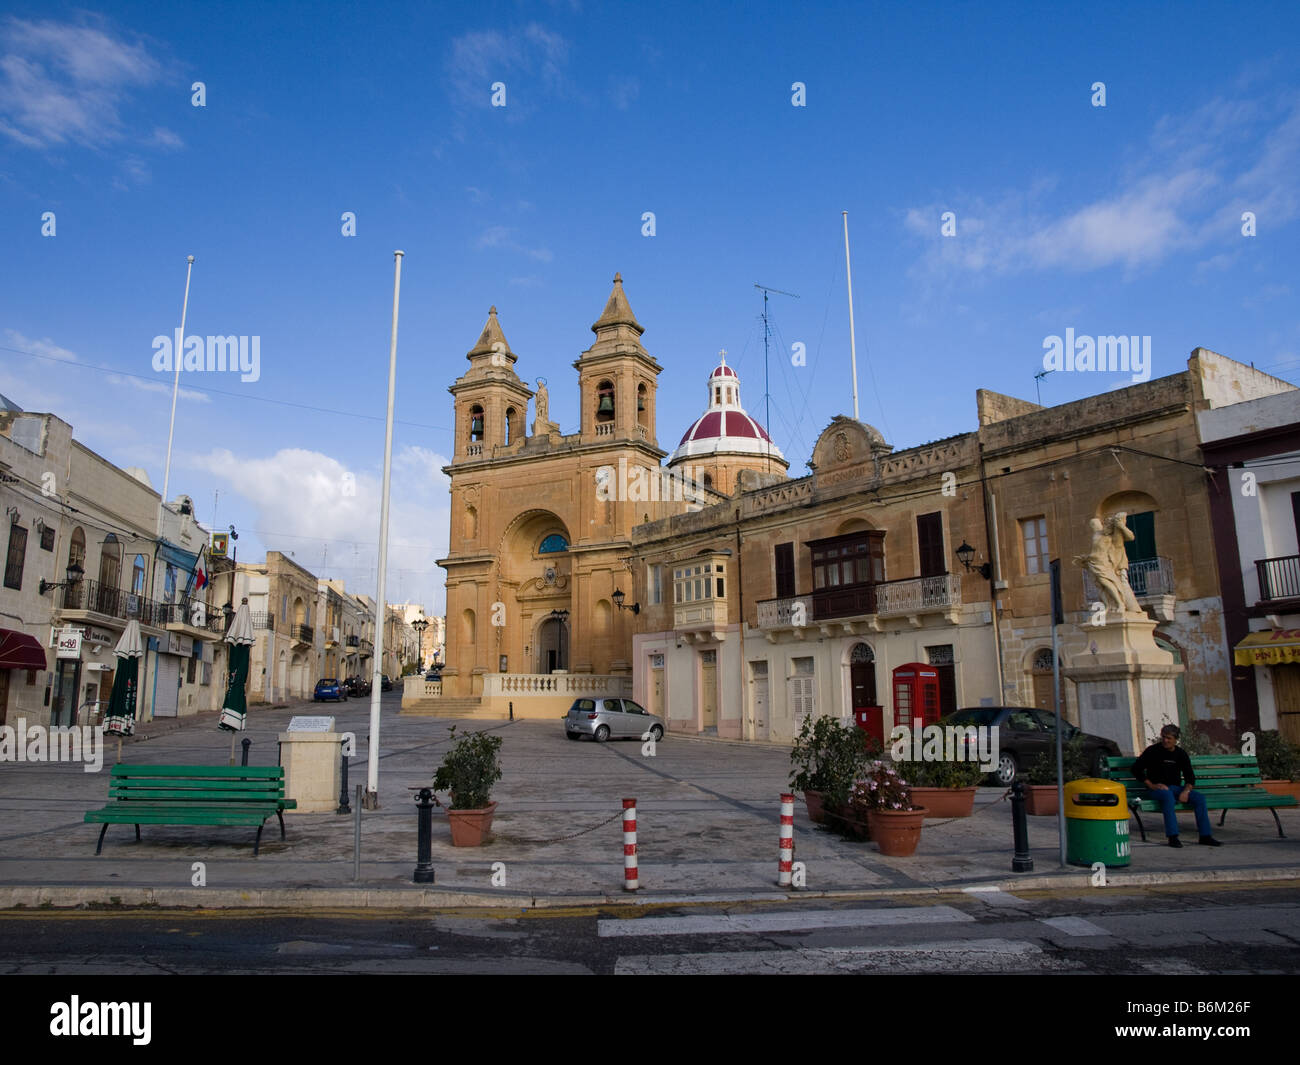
[417,274,700,717]
[235,551,321,702]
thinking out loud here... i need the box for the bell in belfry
[597,392,614,416]
[470,412,484,436]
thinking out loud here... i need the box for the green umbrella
[218,598,255,733]
[103,620,143,737]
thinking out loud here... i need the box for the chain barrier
[491,808,627,846]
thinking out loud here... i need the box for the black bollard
[241,738,251,766]
[413,787,436,883]
[337,741,351,814]
[509,701,514,721]
[1011,779,1034,872]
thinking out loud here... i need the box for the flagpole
[365,250,403,810]
[159,255,195,535]
[842,212,860,421]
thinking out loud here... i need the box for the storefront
[1233,629,1300,744]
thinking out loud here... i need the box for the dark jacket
[1132,743,1195,789]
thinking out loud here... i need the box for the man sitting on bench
[1132,724,1221,848]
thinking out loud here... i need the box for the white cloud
[117,376,210,403]
[4,328,77,362]
[445,22,572,116]
[477,224,553,262]
[0,16,162,148]
[193,445,451,612]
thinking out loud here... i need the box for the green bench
[85,764,297,856]
[1102,755,1297,841]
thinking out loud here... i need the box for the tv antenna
[1034,368,1054,405]
[754,282,799,471]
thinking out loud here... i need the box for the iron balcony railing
[290,623,314,645]
[757,574,961,628]
[1082,556,1174,605]
[251,612,275,630]
[346,633,360,647]
[61,579,167,627]
[1256,554,1300,603]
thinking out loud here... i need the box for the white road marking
[962,886,1032,907]
[1039,915,1111,937]
[614,939,1077,975]
[597,905,973,938]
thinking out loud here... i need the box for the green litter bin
[1064,778,1130,867]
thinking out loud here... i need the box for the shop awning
[0,628,48,671]
[1234,629,1300,667]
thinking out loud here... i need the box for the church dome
[668,352,786,465]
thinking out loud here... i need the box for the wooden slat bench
[85,764,297,856]
[1102,755,1297,841]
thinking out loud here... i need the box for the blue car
[313,678,348,702]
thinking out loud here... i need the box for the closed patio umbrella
[218,598,255,734]
[103,620,143,738]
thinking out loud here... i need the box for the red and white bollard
[778,792,794,887]
[622,797,639,891]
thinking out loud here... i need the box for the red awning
[0,629,48,671]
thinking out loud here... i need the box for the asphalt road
[3,881,1298,976]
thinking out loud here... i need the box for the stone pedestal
[278,730,342,813]
[1063,612,1183,755]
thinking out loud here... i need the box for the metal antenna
[754,282,799,472]
[1034,368,1054,405]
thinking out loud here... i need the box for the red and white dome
[669,352,786,465]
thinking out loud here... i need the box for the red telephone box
[891,663,941,735]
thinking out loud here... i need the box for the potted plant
[1022,735,1091,816]
[789,716,878,824]
[896,755,984,818]
[432,725,503,846]
[850,761,927,856]
[1256,730,1300,799]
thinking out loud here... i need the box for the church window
[538,533,568,554]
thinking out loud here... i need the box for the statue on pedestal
[1074,512,1142,615]
[535,378,549,424]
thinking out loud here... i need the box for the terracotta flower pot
[1261,780,1300,800]
[803,790,827,824]
[1025,785,1058,816]
[447,801,498,846]
[866,807,927,856]
[910,786,977,818]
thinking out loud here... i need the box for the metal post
[365,249,404,810]
[414,787,436,883]
[159,255,195,535]
[509,700,513,721]
[240,738,251,766]
[352,784,362,881]
[842,212,861,421]
[1011,779,1034,872]
[337,741,351,814]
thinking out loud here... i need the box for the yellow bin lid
[1064,777,1128,819]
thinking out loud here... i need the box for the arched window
[469,404,485,442]
[131,554,146,596]
[637,383,648,425]
[68,527,86,572]
[596,380,615,423]
[850,642,875,663]
[703,472,713,489]
[164,565,177,603]
[464,505,478,540]
[505,406,517,445]
[538,533,568,554]
[98,533,121,590]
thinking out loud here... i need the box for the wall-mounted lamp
[5,506,19,524]
[612,588,640,615]
[39,561,85,596]
[955,541,992,580]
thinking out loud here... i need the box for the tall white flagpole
[842,212,860,421]
[159,255,195,534]
[365,249,403,809]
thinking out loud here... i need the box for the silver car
[564,697,665,743]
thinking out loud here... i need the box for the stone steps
[400,696,495,718]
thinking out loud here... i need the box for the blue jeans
[1150,786,1212,837]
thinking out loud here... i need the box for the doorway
[750,660,769,741]
[699,650,717,728]
[648,654,665,718]
[850,642,883,747]
[52,659,80,726]
[538,617,568,673]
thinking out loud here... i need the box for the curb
[3,865,1297,913]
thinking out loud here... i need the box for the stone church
[432,274,783,714]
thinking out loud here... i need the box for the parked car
[564,697,665,743]
[314,678,349,702]
[941,706,1122,785]
[425,669,442,681]
[380,675,393,692]
[344,676,371,696]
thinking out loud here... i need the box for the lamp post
[39,562,85,598]
[412,615,428,672]
[612,588,640,615]
[956,541,993,581]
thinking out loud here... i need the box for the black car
[380,675,393,692]
[344,676,371,696]
[942,706,1122,785]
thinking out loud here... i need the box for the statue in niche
[1074,512,1141,615]
[535,378,549,424]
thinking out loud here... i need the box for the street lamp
[955,541,992,580]
[39,562,85,597]
[612,588,640,615]
[549,608,569,671]
[412,615,428,671]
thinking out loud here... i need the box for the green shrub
[789,715,880,807]
[1180,725,1231,756]
[1025,735,1092,784]
[1256,730,1300,781]
[897,756,986,788]
[432,726,503,810]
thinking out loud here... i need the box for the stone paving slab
[2,703,1297,908]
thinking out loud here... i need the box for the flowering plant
[848,760,918,815]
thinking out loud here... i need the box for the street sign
[55,627,82,659]
[286,715,335,733]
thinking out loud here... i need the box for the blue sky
[3,0,1298,617]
